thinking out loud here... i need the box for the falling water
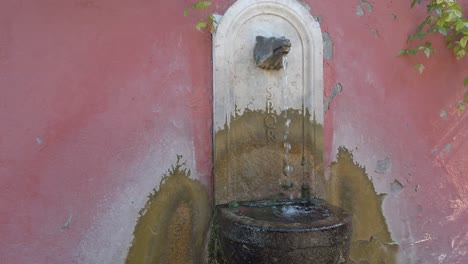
[279,56,294,199]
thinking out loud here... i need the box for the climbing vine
[183,1,215,31]
[399,0,468,113]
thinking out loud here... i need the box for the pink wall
[0,0,213,262]
[0,0,466,263]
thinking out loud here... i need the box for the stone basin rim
[216,199,351,232]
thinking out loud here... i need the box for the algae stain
[125,155,211,264]
[215,108,324,204]
[327,147,398,264]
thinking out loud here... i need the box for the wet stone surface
[215,199,352,264]
[235,200,330,224]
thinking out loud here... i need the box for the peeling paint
[59,213,73,233]
[35,137,43,145]
[314,15,323,23]
[375,157,391,175]
[322,32,334,61]
[440,110,448,119]
[356,0,373,16]
[390,179,404,193]
[444,143,451,152]
[356,5,365,16]
[324,83,343,112]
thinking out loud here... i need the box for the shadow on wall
[125,155,211,264]
[327,147,399,264]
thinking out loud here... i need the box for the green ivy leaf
[455,49,466,59]
[438,27,447,36]
[411,0,422,8]
[424,48,432,57]
[464,77,468,86]
[414,63,425,74]
[460,36,468,48]
[457,101,465,115]
[192,1,211,10]
[398,49,408,56]
[196,19,207,31]
[183,8,189,17]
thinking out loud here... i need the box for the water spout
[254,36,291,70]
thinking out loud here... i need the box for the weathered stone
[215,199,352,264]
[213,0,324,205]
[254,36,291,70]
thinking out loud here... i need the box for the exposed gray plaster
[356,5,364,16]
[356,0,373,16]
[36,137,43,145]
[440,110,448,119]
[59,213,73,232]
[315,15,323,23]
[391,179,404,193]
[375,157,391,174]
[324,83,342,113]
[444,144,451,152]
[322,32,334,61]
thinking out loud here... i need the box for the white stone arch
[213,0,324,130]
[213,0,324,204]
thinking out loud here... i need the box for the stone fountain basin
[215,199,352,264]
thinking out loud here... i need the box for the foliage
[184,1,216,31]
[400,0,467,112]
[400,0,468,63]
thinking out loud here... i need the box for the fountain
[212,0,352,263]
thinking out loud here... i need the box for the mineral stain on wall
[326,147,398,264]
[214,109,324,204]
[125,156,211,264]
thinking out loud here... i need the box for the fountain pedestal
[215,199,352,264]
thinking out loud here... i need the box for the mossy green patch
[214,109,324,204]
[125,156,211,264]
[327,147,398,263]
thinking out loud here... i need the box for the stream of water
[280,56,294,199]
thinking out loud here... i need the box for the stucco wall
[0,0,467,263]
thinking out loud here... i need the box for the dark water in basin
[235,200,330,224]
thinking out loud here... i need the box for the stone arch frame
[213,0,324,204]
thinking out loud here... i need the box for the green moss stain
[214,109,324,204]
[326,147,398,264]
[125,156,211,264]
